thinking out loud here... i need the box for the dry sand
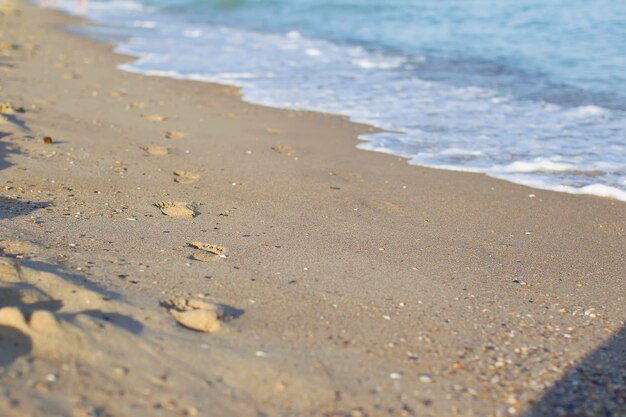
[0,1,624,416]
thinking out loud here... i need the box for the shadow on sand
[0,131,16,172]
[0,325,32,366]
[0,195,51,220]
[0,130,52,219]
[0,124,145,366]
[523,325,626,417]
[0,258,145,366]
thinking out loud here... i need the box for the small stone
[43,136,53,144]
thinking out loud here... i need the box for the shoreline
[1,1,624,416]
[60,1,626,202]
[59,0,626,203]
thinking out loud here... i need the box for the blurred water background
[53,0,626,200]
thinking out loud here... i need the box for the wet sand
[0,1,624,416]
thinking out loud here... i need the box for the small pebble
[419,374,432,383]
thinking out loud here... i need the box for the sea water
[51,0,626,201]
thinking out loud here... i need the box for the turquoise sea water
[55,0,626,200]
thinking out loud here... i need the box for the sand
[0,1,624,416]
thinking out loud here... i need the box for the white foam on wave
[305,48,322,57]
[496,175,626,202]
[565,105,611,118]
[131,20,157,29]
[577,184,626,201]
[351,57,406,70]
[285,31,302,40]
[440,147,485,157]
[496,159,578,173]
[400,159,626,201]
[183,29,203,38]
[86,0,147,12]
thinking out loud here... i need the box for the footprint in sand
[154,202,197,218]
[188,242,225,262]
[140,145,169,156]
[265,127,283,135]
[188,242,225,255]
[60,72,79,80]
[165,297,224,333]
[174,170,199,184]
[271,145,296,156]
[164,130,187,140]
[141,114,166,122]
[0,42,19,53]
[363,198,406,215]
[329,170,364,183]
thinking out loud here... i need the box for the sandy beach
[0,1,624,416]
